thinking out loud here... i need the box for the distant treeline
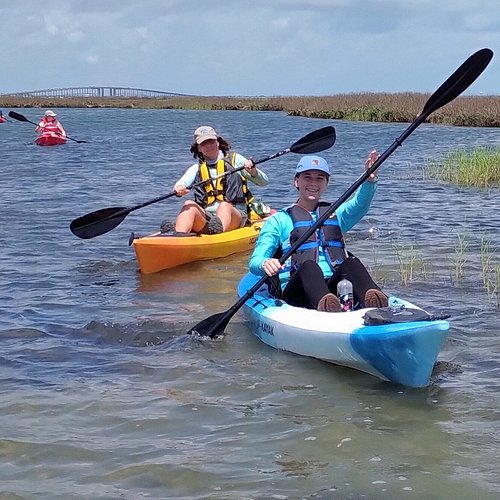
[2,93,500,127]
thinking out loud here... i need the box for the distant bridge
[3,86,196,98]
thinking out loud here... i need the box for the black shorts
[199,212,224,235]
[200,207,248,234]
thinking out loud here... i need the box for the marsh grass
[367,244,388,287]
[392,241,428,286]
[454,233,468,282]
[384,234,498,308]
[2,92,500,127]
[493,266,500,308]
[481,236,492,290]
[481,236,500,307]
[425,148,500,187]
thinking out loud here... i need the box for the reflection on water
[0,109,499,498]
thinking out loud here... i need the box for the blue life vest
[284,202,348,274]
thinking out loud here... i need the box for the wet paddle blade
[8,111,30,122]
[187,311,233,338]
[290,126,336,154]
[70,206,129,239]
[422,48,493,117]
[187,274,268,338]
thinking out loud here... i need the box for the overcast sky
[1,0,498,96]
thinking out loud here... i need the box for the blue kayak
[237,273,450,387]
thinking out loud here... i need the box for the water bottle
[337,275,353,312]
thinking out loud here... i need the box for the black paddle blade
[187,311,233,338]
[8,111,30,122]
[290,126,336,154]
[422,48,493,117]
[68,137,88,144]
[70,206,129,239]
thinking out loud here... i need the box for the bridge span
[2,86,195,98]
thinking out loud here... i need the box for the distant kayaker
[35,110,66,137]
[249,154,388,312]
[163,125,269,235]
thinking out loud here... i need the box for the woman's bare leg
[175,201,207,233]
[216,202,242,232]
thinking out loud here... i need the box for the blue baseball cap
[295,155,330,176]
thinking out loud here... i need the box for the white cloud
[44,19,59,36]
[0,1,498,95]
[43,11,84,43]
[271,18,290,30]
[83,54,100,65]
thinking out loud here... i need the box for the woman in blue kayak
[164,125,269,235]
[249,154,388,312]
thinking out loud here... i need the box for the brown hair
[190,137,231,162]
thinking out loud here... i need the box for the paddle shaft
[76,162,263,231]
[70,126,336,238]
[112,125,334,215]
[69,166,265,237]
[191,47,494,338]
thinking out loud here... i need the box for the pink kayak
[35,133,67,146]
[0,116,6,123]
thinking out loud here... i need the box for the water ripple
[1,110,499,498]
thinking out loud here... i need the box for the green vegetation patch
[426,147,500,187]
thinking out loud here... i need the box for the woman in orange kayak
[35,110,67,137]
[163,125,269,235]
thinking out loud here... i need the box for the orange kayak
[132,220,265,274]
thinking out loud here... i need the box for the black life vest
[193,152,253,209]
[285,202,348,273]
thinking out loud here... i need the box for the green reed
[481,236,500,308]
[454,233,468,282]
[392,242,427,286]
[368,244,387,287]
[373,234,498,308]
[425,148,500,187]
[494,266,500,308]
[481,236,491,290]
